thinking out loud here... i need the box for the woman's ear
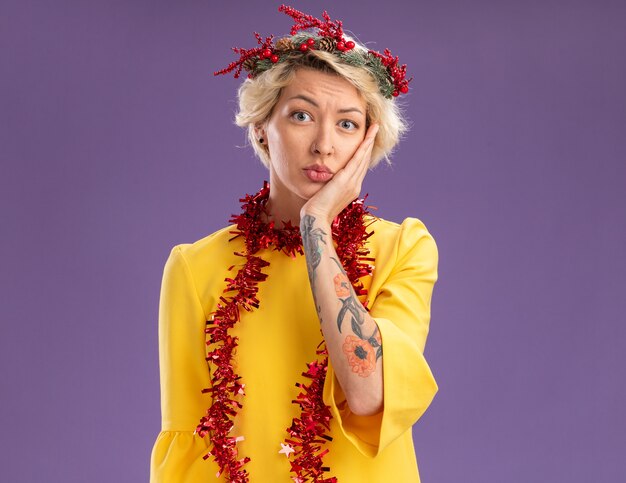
[253,124,267,145]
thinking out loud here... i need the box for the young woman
[150,6,439,482]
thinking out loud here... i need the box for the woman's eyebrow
[338,106,364,115]
[287,94,364,116]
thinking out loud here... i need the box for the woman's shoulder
[166,224,242,268]
[368,215,435,246]
[366,215,438,268]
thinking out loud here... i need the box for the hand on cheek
[301,123,380,225]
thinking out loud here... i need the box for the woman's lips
[303,165,333,182]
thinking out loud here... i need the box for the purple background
[1,1,625,481]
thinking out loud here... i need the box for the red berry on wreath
[346,40,355,50]
[299,43,309,52]
[270,54,279,63]
[262,48,272,58]
[337,41,345,51]
[400,85,409,94]
[307,37,315,46]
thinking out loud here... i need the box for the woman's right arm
[150,245,214,482]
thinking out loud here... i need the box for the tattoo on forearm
[301,214,327,287]
[337,296,366,333]
[311,290,322,319]
[332,258,382,376]
[368,325,383,361]
[342,326,383,378]
[302,216,382,378]
[332,258,366,334]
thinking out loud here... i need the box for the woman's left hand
[300,123,380,225]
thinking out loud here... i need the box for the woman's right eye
[292,111,311,122]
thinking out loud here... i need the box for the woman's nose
[311,125,334,156]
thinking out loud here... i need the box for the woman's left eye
[339,120,358,130]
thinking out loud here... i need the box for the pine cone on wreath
[242,58,257,71]
[275,37,295,51]
[317,37,336,52]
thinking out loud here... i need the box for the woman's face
[260,68,368,202]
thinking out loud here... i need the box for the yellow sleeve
[150,245,214,482]
[324,218,439,457]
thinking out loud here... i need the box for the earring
[258,137,264,144]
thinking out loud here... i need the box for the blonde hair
[235,42,409,168]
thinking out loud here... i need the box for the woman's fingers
[338,124,377,200]
[351,123,379,183]
[342,123,379,179]
[356,123,379,167]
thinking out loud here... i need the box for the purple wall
[2,1,624,481]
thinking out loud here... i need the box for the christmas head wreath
[215,4,412,99]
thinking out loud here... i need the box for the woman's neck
[265,172,306,227]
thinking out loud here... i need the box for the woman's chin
[297,181,326,200]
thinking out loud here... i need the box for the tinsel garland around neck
[195,181,374,482]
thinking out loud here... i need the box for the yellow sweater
[150,216,439,482]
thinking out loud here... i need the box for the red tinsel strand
[229,181,303,257]
[196,258,269,482]
[197,182,373,482]
[284,343,338,483]
[196,253,270,483]
[331,197,374,300]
